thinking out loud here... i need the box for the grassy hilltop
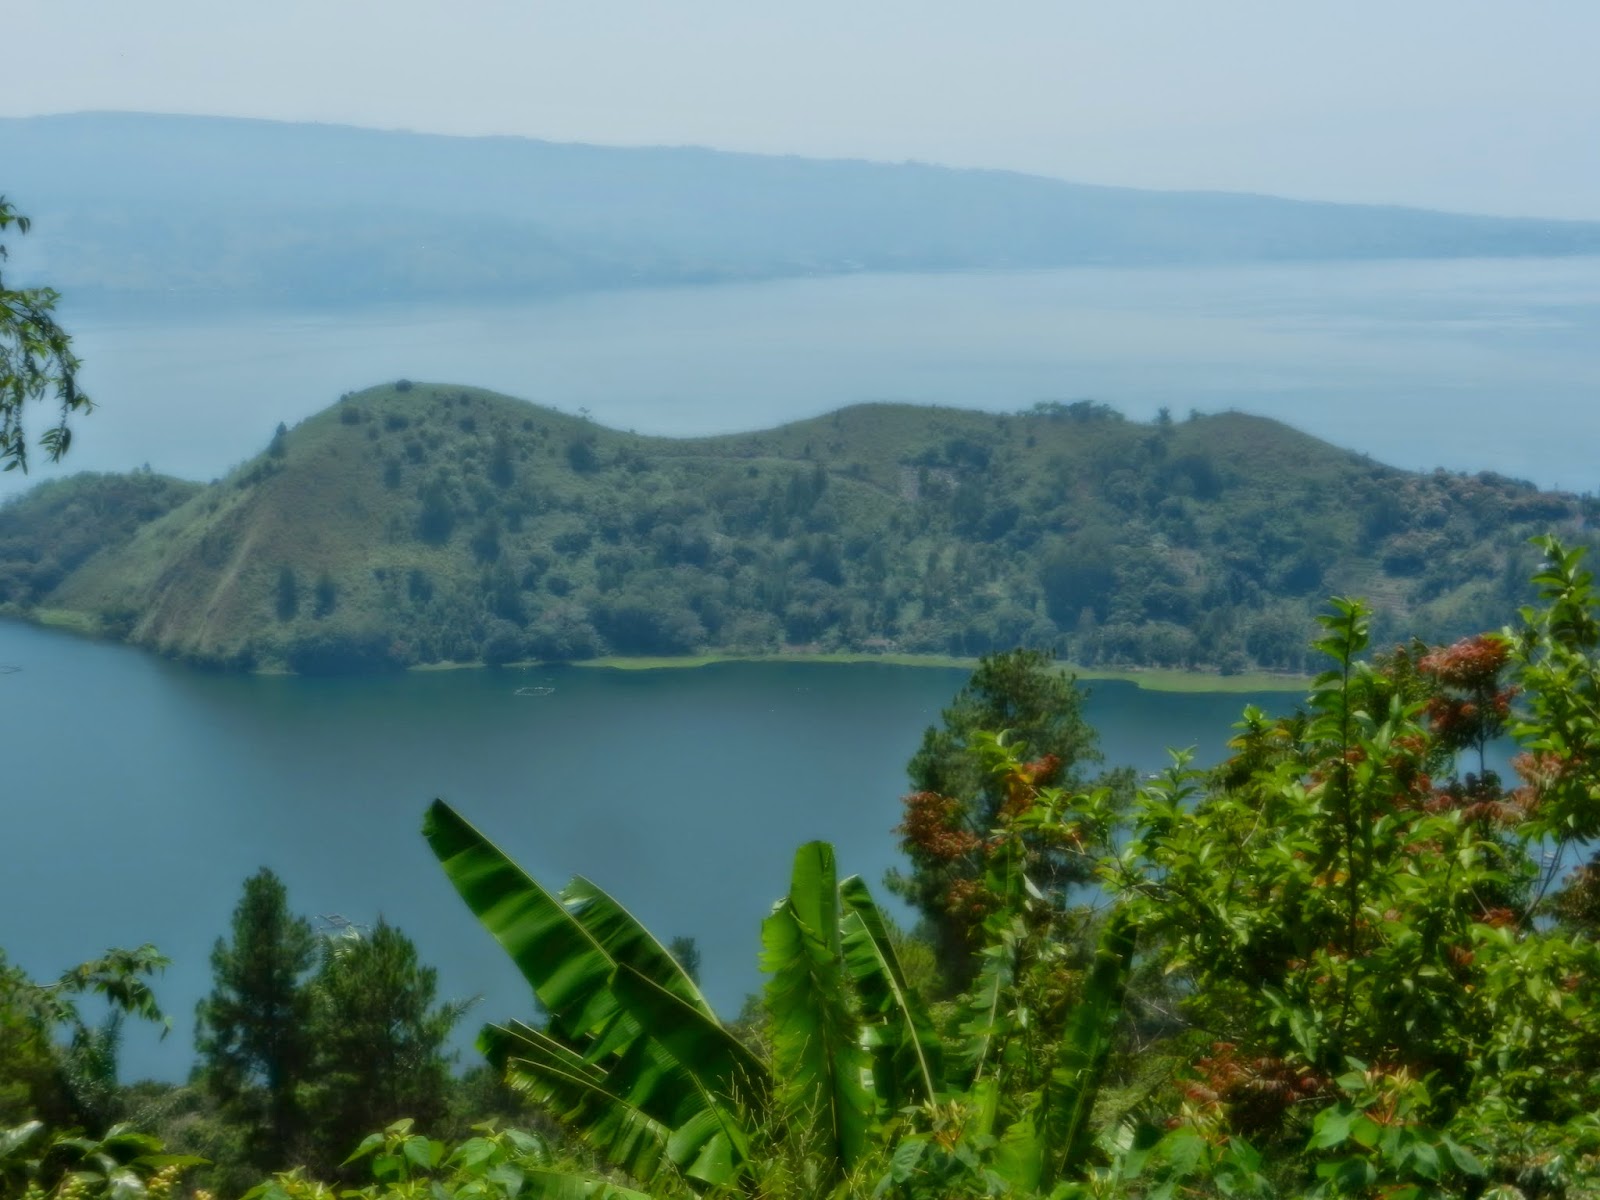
[0,384,1590,674]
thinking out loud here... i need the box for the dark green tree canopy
[303,919,462,1170]
[191,873,465,1179]
[906,647,1102,803]
[194,868,317,1169]
[891,648,1128,984]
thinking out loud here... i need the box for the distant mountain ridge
[0,385,1589,675]
[4,112,1600,307]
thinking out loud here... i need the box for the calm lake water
[4,255,1599,502]
[1,620,1286,1082]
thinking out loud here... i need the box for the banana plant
[424,798,1136,1198]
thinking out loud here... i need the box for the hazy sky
[6,0,1600,219]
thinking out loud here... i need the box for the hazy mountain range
[5,112,1600,308]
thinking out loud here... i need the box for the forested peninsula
[0,383,1590,675]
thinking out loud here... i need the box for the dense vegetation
[2,869,517,1200]
[6,114,1600,307]
[12,132,1600,1198]
[9,540,1600,1198]
[0,384,1591,675]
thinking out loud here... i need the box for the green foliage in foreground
[191,871,466,1185]
[12,542,1600,1198]
[0,1120,203,1200]
[3,385,1592,675]
[194,871,317,1173]
[0,946,169,1135]
[406,536,1600,1199]
[423,796,1137,1198]
[248,1119,647,1200]
[1091,538,1600,1198]
[890,647,1133,986]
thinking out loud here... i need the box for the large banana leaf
[426,802,753,1059]
[489,1015,744,1189]
[609,966,767,1105]
[486,1019,685,1129]
[992,1101,1046,1195]
[609,966,766,1186]
[523,1168,660,1200]
[487,1022,674,1185]
[424,801,621,1042]
[958,916,1021,1084]
[563,877,717,1020]
[1042,907,1139,1186]
[761,842,874,1177]
[427,801,766,1191]
[838,874,944,1107]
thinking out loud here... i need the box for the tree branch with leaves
[0,196,91,472]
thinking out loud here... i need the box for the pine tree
[888,648,1127,986]
[303,919,462,1171]
[194,869,317,1171]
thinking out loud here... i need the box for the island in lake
[0,385,1588,676]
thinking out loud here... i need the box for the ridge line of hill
[5,112,1599,310]
[1,384,1592,677]
[24,109,1600,225]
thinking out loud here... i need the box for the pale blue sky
[6,0,1599,219]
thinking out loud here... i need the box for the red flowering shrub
[897,791,982,864]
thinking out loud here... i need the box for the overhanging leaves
[424,800,617,1043]
[838,874,944,1107]
[761,842,874,1177]
[1042,907,1139,1186]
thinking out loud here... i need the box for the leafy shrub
[0,1122,202,1200]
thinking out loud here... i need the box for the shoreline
[10,613,1309,695]
[511,652,1310,694]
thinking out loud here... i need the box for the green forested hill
[0,384,1590,673]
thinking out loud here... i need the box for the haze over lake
[6,254,1599,504]
[0,620,1291,1083]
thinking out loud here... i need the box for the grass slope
[1,384,1590,675]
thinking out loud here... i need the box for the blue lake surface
[0,620,1286,1082]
